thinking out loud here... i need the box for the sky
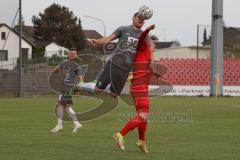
[1,0,240,46]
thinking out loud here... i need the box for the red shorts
[130,86,149,113]
[132,95,149,113]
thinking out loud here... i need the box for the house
[83,30,103,39]
[16,27,103,40]
[155,41,181,49]
[44,30,103,57]
[202,27,240,58]
[15,25,104,55]
[45,42,69,57]
[14,25,36,44]
[0,23,35,70]
[15,25,103,44]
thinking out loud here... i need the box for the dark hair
[150,35,159,42]
[133,12,139,17]
[70,47,77,52]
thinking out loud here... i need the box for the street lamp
[83,15,106,37]
[82,15,107,63]
[210,0,224,97]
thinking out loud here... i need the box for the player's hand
[52,67,60,73]
[147,24,155,30]
[87,38,98,45]
[69,85,80,96]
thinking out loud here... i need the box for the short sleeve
[58,60,66,68]
[112,26,124,38]
[76,66,83,76]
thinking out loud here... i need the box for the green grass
[0,96,240,160]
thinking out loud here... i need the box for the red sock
[138,121,147,141]
[120,115,143,137]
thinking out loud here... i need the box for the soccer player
[50,48,83,133]
[87,12,150,97]
[113,24,158,153]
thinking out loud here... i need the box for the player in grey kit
[88,12,149,97]
[51,48,83,133]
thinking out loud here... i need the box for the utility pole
[197,24,200,59]
[18,0,23,97]
[210,0,224,97]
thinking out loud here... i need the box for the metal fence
[0,53,103,97]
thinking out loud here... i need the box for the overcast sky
[1,0,240,46]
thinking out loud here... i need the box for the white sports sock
[81,82,110,93]
[80,82,96,92]
[65,107,80,126]
[56,105,63,126]
[104,84,111,93]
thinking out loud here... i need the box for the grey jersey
[59,59,82,92]
[110,25,150,71]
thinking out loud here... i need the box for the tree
[203,28,208,42]
[32,3,85,51]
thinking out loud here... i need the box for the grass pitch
[0,96,240,160]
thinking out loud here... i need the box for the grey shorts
[96,61,129,96]
[57,94,73,105]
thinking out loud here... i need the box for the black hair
[133,12,139,17]
[70,47,77,52]
[150,35,159,42]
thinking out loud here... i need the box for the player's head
[150,35,159,51]
[68,47,77,60]
[132,12,145,29]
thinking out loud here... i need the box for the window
[0,50,8,61]
[22,48,29,63]
[1,32,6,40]
[59,49,63,57]
[64,50,68,56]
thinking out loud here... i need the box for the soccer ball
[138,5,153,20]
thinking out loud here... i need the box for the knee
[139,112,149,121]
[56,102,62,108]
[64,104,71,109]
[94,86,102,93]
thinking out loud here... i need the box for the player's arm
[77,66,85,85]
[137,24,155,51]
[88,34,116,45]
[70,68,85,95]
[52,60,65,73]
[88,26,124,45]
[69,73,84,95]
[79,75,84,83]
[139,29,150,44]
[141,24,155,42]
[52,66,61,73]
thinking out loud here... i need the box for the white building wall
[0,25,32,70]
[154,47,211,60]
[45,42,69,57]
[196,48,211,59]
